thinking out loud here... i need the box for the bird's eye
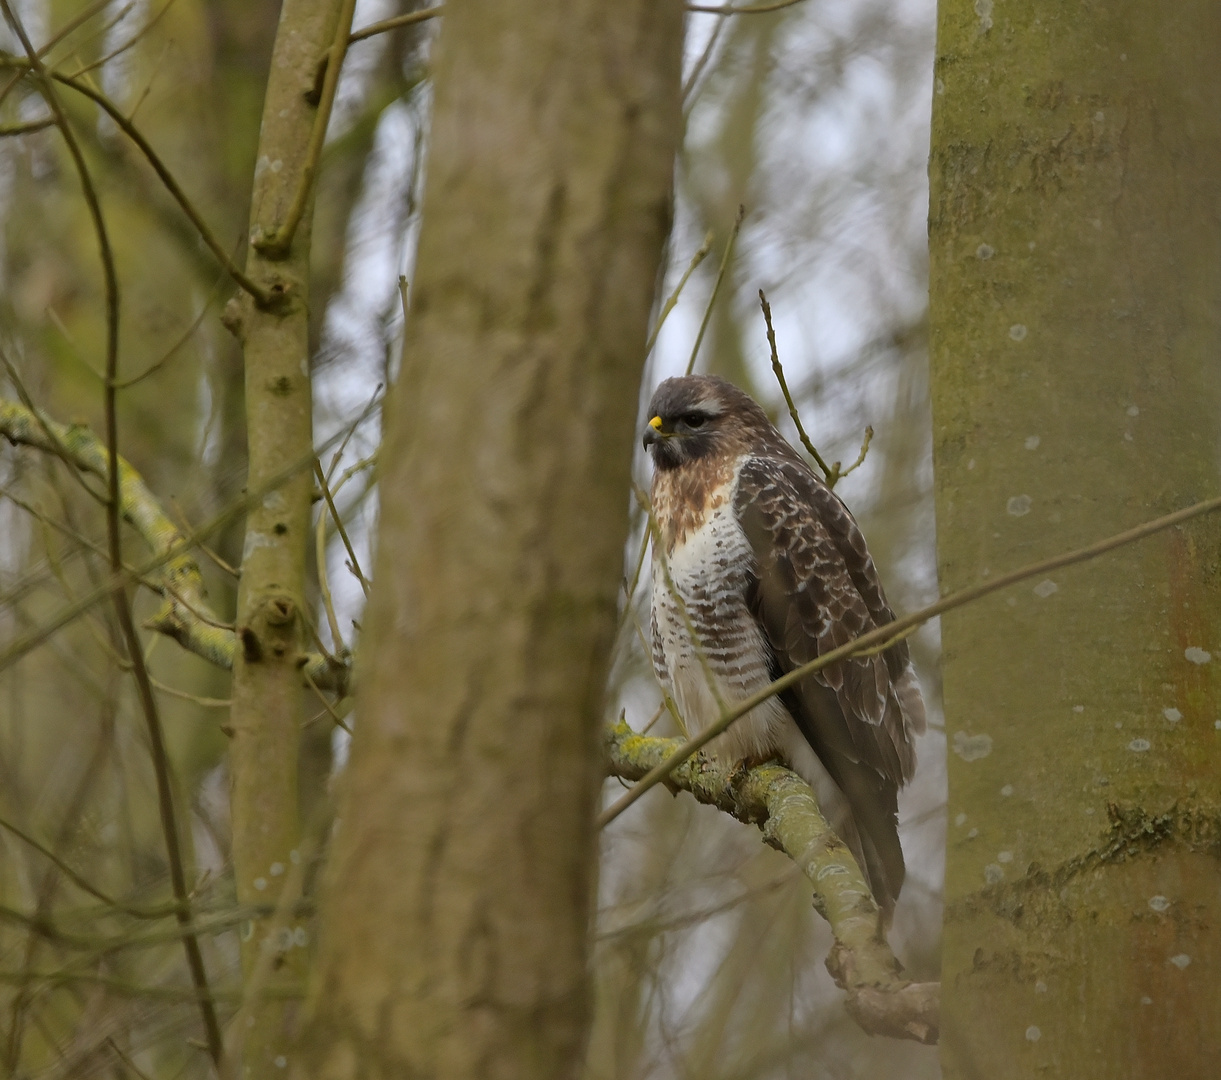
[683,413,707,429]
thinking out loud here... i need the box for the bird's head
[642,374,767,471]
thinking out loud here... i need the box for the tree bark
[225,0,349,1073]
[928,3,1221,1076]
[293,1,685,1077]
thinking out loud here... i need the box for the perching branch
[0,398,349,693]
[604,719,939,1043]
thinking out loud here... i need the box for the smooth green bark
[226,0,348,1073]
[929,3,1221,1076]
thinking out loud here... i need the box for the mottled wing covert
[734,453,925,906]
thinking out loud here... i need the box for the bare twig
[0,4,225,1061]
[314,464,346,652]
[345,0,809,44]
[314,459,370,598]
[350,3,444,43]
[0,116,53,136]
[685,205,744,375]
[645,231,713,356]
[688,0,809,13]
[55,71,272,305]
[31,0,113,59]
[0,63,276,306]
[757,289,837,480]
[682,16,726,103]
[66,0,177,83]
[115,265,229,388]
[835,424,873,483]
[302,668,352,735]
[597,491,1221,827]
[168,497,240,578]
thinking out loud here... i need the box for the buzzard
[643,374,925,916]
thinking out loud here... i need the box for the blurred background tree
[1,0,944,1077]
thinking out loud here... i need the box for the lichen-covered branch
[0,398,348,693]
[604,717,940,1044]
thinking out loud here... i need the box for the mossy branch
[0,398,349,693]
[604,717,939,1043]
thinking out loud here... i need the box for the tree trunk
[293,1,685,1077]
[225,0,348,1073]
[928,3,1221,1076]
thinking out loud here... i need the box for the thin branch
[0,62,276,306]
[345,0,808,44]
[688,0,809,13]
[302,668,352,735]
[114,265,228,389]
[53,70,272,305]
[350,3,444,44]
[253,0,359,258]
[597,492,1221,828]
[757,289,837,481]
[835,424,873,483]
[0,398,351,692]
[0,813,127,914]
[0,116,52,135]
[0,4,224,1061]
[67,0,176,83]
[682,15,726,104]
[168,497,240,578]
[148,678,230,708]
[314,459,370,598]
[55,2,136,72]
[605,719,939,1043]
[645,232,714,357]
[314,465,346,652]
[1,352,108,504]
[32,0,113,59]
[685,204,744,375]
[0,971,298,1004]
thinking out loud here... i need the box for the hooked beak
[642,415,666,450]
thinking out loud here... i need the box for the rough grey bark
[928,2,1221,1076]
[292,2,686,1078]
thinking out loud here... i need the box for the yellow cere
[649,415,664,430]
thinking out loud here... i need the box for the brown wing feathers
[735,454,919,907]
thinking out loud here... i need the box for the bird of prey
[643,374,925,917]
